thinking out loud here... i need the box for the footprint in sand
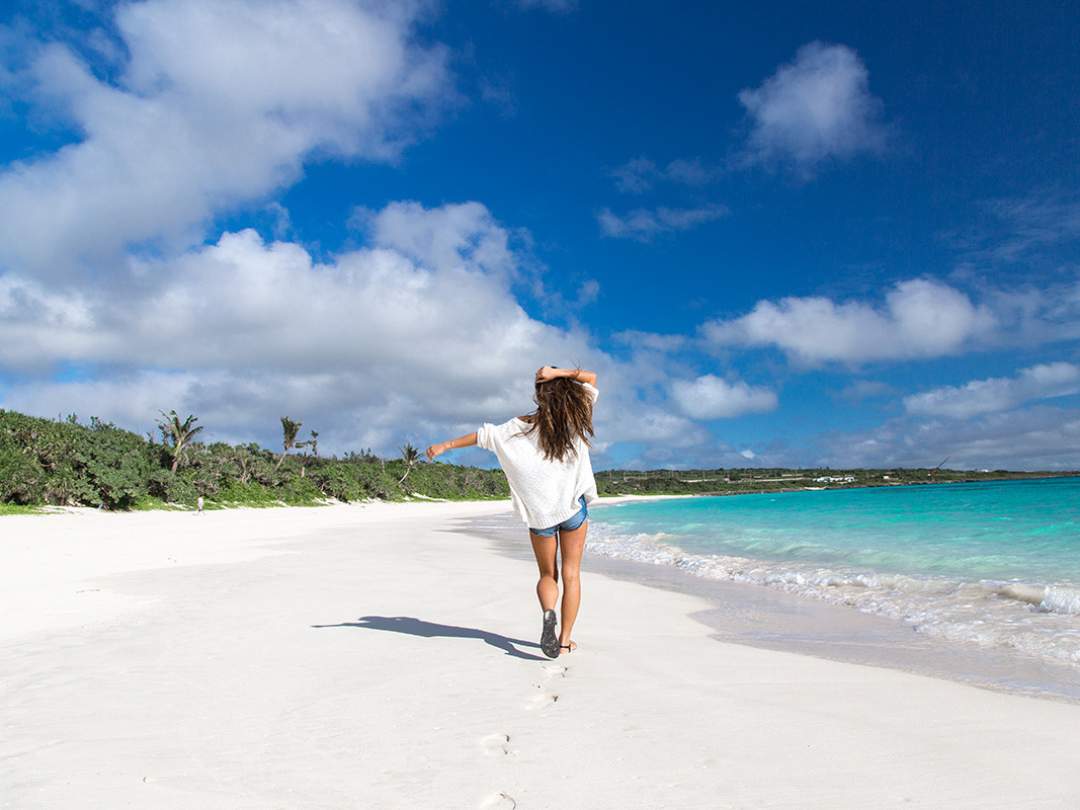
[525,690,559,711]
[542,663,568,679]
[479,732,513,757]
[479,792,517,809]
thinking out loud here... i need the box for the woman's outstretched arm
[426,432,477,461]
[536,366,598,387]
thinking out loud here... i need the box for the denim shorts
[530,495,588,537]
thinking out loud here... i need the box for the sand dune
[3,501,1080,808]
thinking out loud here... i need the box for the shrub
[354,463,401,500]
[278,474,323,505]
[0,446,46,504]
[148,469,198,506]
[78,418,153,509]
[308,464,363,501]
[215,480,279,506]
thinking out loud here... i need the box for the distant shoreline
[594,469,1080,500]
[7,473,1079,516]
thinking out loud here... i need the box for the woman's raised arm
[535,366,598,388]
[426,432,478,461]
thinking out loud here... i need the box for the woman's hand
[535,366,561,384]
[427,432,479,460]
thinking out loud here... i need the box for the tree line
[0,409,509,510]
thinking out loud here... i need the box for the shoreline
[10,487,1078,700]
[470,506,1080,705]
[5,501,1080,806]
[0,491,686,518]
[596,470,1080,499]
[5,471,1079,518]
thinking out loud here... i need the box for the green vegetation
[3,407,1074,514]
[0,409,509,511]
[594,467,1075,497]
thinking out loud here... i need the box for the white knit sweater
[476,382,599,530]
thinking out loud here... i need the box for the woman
[426,365,599,659]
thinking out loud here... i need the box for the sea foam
[586,522,1080,667]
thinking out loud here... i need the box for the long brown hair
[519,375,595,462]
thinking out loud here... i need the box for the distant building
[813,475,856,484]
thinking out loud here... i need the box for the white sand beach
[4,500,1080,809]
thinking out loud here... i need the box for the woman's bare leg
[529,532,559,611]
[556,521,587,648]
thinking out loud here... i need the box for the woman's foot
[559,640,577,654]
[540,609,559,658]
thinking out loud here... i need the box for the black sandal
[540,610,559,658]
[559,642,575,654]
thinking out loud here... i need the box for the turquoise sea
[589,477,1080,667]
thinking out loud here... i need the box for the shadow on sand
[311,615,548,661]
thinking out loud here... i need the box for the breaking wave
[586,524,1080,667]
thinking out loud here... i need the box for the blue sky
[1,0,1079,470]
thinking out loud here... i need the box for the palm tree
[276,416,302,471]
[398,443,420,485]
[157,411,204,473]
[293,429,319,478]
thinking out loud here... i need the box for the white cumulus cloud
[702,279,997,365]
[738,41,887,175]
[904,362,1080,418]
[0,201,693,460]
[670,375,778,420]
[0,0,450,280]
[360,200,518,279]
